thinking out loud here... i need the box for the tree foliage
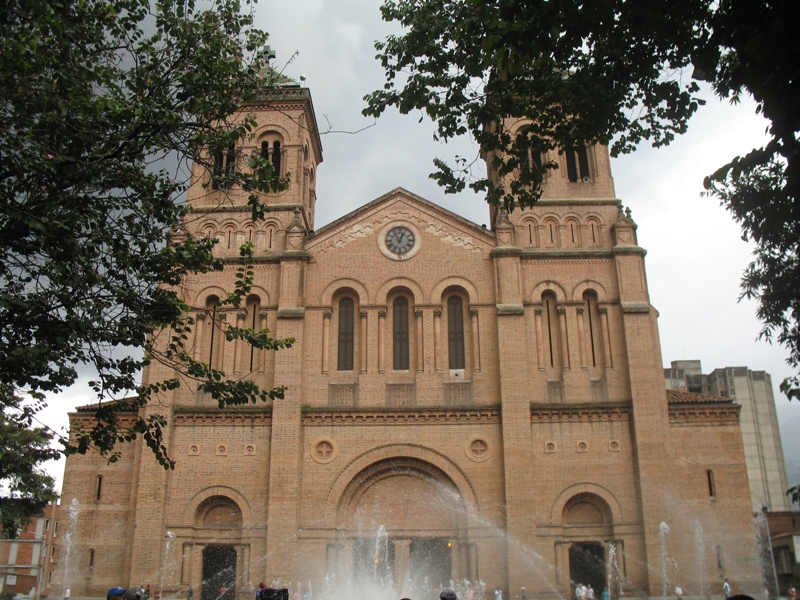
[364,1,800,391]
[0,386,59,538]
[1,0,292,468]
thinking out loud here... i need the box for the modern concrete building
[56,81,765,600]
[664,360,790,512]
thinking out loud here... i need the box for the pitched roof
[666,389,734,404]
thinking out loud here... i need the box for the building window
[88,549,94,568]
[206,296,221,370]
[393,297,410,370]
[520,145,542,179]
[707,469,716,498]
[246,296,261,372]
[448,296,465,369]
[212,144,236,190]
[565,145,590,182]
[338,298,355,371]
[542,291,560,368]
[261,140,282,179]
[44,519,50,531]
[95,475,102,501]
[584,291,601,367]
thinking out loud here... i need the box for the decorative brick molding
[303,407,501,426]
[531,402,631,423]
[668,404,741,425]
[174,411,272,426]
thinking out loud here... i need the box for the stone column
[534,308,544,370]
[576,307,587,369]
[378,310,387,373]
[470,309,481,372]
[321,311,331,374]
[234,312,246,374]
[360,311,369,373]
[193,313,205,361]
[415,310,425,372]
[433,309,442,372]
[449,539,460,581]
[557,308,570,370]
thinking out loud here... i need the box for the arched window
[88,549,94,568]
[448,296,465,369]
[95,475,102,501]
[212,144,236,190]
[338,298,355,371]
[206,296,221,369]
[587,218,601,246]
[393,297,410,370]
[707,469,716,498]
[583,290,602,367]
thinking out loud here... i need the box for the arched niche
[530,280,567,303]
[320,278,370,306]
[375,278,425,306]
[323,444,479,528]
[571,280,609,303]
[550,483,622,525]
[430,277,479,304]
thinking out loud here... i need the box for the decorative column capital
[433,309,442,318]
[360,311,368,319]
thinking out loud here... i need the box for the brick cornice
[668,403,741,425]
[530,401,631,422]
[302,406,501,425]
[174,409,273,426]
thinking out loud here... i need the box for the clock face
[385,226,415,255]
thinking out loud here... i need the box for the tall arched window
[246,295,261,373]
[95,475,102,501]
[542,291,560,369]
[583,290,602,367]
[338,298,355,371]
[206,296,221,369]
[448,296,465,369]
[393,297,410,370]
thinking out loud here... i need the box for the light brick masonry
[56,85,762,600]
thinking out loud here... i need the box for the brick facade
[57,85,763,600]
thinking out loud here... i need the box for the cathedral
[59,80,764,600]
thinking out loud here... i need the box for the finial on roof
[263,45,276,61]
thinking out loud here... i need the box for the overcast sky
[39,0,800,489]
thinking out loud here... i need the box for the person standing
[723,579,731,600]
[65,588,71,600]
[586,586,595,600]
[790,585,797,600]
[675,585,683,600]
[495,588,503,600]
[521,588,528,600]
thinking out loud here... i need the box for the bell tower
[185,73,323,253]
[484,116,616,229]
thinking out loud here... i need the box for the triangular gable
[307,187,495,257]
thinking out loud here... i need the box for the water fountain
[61,498,81,596]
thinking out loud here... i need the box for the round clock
[385,226,415,255]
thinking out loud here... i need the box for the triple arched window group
[334,292,469,374]
[537,289,611,372]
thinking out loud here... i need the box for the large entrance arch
[333,457,470,597]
